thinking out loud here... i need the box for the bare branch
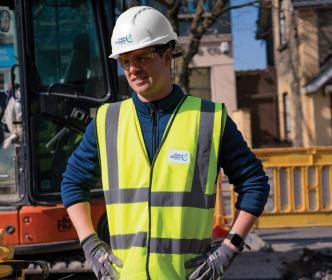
[190,0,205,33]
[213,0,259,15]
[167,0,182,32]
[154,0,174,8]
[185,0,260,63]
[154,0,181,32]
[155,0,260,90]
[168,0,181,15]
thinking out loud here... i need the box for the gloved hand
[81,233,122,280]
[185,241,237,280]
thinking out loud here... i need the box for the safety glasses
[118,45,168,70]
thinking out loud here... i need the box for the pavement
[222,227,332,280]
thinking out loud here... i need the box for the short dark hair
[153,43,172,57]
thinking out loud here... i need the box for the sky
[231,0,267,70]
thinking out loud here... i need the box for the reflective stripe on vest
[96,96,226,280]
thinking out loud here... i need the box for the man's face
[119,46,172,102]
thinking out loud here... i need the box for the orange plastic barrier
[212,172,229,238]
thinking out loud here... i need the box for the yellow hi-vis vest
[96,95,226,280]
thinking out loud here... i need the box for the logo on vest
[168,149,190,164]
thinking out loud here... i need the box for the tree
[153,0,260,93]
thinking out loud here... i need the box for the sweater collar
[132,84,184,117]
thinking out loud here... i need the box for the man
[0,80,22,149]
[61,6,270,280]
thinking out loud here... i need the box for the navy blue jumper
[61,85,270,217]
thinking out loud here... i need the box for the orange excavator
[0,0,123,274]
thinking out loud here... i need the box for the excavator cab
[0,0,130,264]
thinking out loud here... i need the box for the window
[29,0,110,198]
[318,9,332,66]
[0,4,20,203]
[33,117,83,195]
[279,0,287,48]
[187,0,195,13]
[31,0,106,98]
[189,67,211,100]
[282,92,291,140]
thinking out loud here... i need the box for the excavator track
[26,260,91,274]
[16,250,93,276]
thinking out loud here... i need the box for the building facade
[181,34,237,113]
[236,67,281,148]
[258,0,332,147]
[176,1,237,113]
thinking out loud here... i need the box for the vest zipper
[146,108,157,280]
[146,97,186,280]
[151,109,157,158]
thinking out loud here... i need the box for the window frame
[27,0,114,103]
[278,0,287,50]
[17,0,115,204]
[282,92,291,141]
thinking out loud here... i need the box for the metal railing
[219,147,332,229]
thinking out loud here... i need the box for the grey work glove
[81,233,122,280]
[185,242,237,280]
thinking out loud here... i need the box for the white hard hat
[109,6,180,59]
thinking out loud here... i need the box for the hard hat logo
[115,34,134,45]
[126,34,133,43]
[109,6,180,59]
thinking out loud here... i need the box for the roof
[303,64,332,94]
[236,67,275,77]
[292,0,332,7]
